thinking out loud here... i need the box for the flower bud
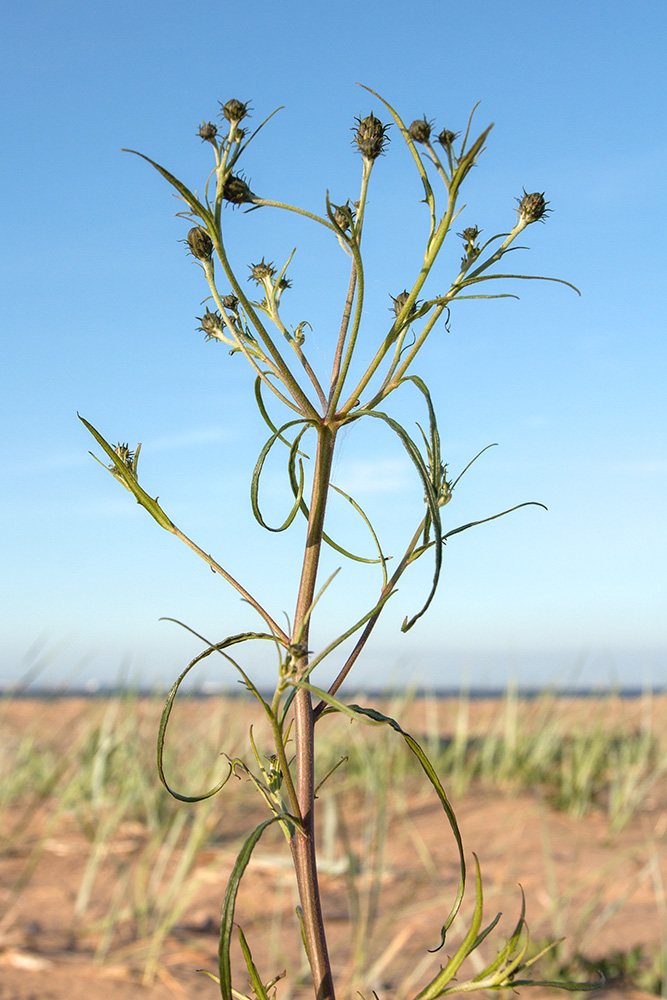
[187,226,213,260]
[408,116,433,144]
[248,258,276,284]
[222,294,239,315]
[109,443,140,484]
[222,173,254,205]
[458,226,481,263]
[517,189,550,224]
[220,99,251,124]
[198,309,225,340]
[390,290,419,319]
[353,113,390,160]
[437,128,458,148]
[198,121,218,142]
[459,226,480,243]
[332,200,355,232]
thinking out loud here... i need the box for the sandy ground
[1,695,665,1000]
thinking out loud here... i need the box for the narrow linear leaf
[219,816,293,1000]
[459,272,581,295]
[237,926,270,1000]
[254,376,310,457]
[443,501,548,541]
[352,407,442,629]
[251,418,313,531]
[293,684,466,943]
[415,855,485,998]
[157,628,281,802]
[79,415,174,530]
[122,148,213,226]
[284,434,386,565]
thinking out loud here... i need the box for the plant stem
[290,423,338,1000]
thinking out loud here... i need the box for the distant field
[1,691,666,1000]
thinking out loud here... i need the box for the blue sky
[1,0,666,691]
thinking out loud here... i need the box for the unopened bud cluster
[458,226,482,265]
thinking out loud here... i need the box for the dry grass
[1,688,666,999]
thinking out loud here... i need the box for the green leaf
[443,501,548,541]
[157,628,281,802]
[415,855,485,998]
[330,483,387,576]
[351,407,442,629]
[251,419,313,531]
[459,272,581,295]
[254,376,310,458]
[122,148,213,227]
[79,415,174,531]
[237,926,270,1000]
[218,816,292,1000]
[293,684,466,944]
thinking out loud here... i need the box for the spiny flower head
[331,200,355,233]
[198,121,218,142]
[222,294,239,315]
[390,290,419,320]
[108,442,140,485]
[353,113,390,161]
[248,258,276,284]
[220,99,251,124]
[408,116,434,144]
[198,309,225,340]
[437,127,459,149]
[222,173,254,206]
[517,189,550,224]
[187,226,214,260]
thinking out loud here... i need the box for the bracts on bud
[220,99,251,124]
[408,116,434,145]
[353,113,390,161]
[517,189,550,225]
[187,226,214,261]
[198,309,226,341]
[198,121,218,142]
[222,173,255,206]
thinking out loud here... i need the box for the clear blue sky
[2,0,666,691]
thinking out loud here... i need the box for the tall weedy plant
[82,88,587,999]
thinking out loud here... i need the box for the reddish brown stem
[289,423,337,1000]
